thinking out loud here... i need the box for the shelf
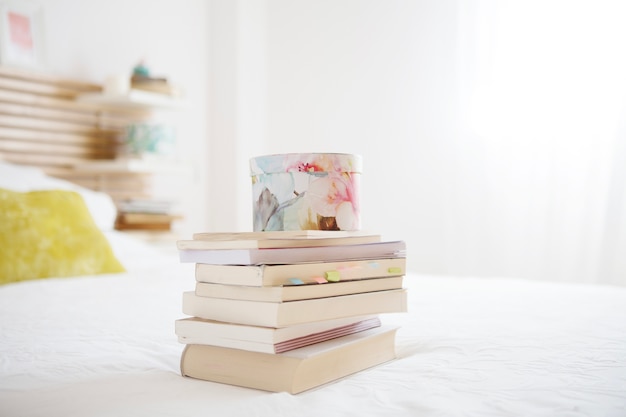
[72,157,191,175]
[75,89,183,110]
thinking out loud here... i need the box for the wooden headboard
[0,66,153,203]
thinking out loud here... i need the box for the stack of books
[175,231,407,394]
[115,199,180,231]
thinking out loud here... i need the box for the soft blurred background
[33,0,626,286]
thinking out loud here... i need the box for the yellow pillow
[0,188,125,285]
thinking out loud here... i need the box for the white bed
[1,164,626,417]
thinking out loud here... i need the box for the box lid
[250,153,362,176]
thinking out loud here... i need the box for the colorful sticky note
[325,270,341,282]
[312,276,327,284]
[288,278,304,285]
[367,262,380,268]
[388,267,402,274]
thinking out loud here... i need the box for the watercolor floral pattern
[250,153,362,231]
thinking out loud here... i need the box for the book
[114,222,172,231]
[115,213,181,232]
[177,232,381,250]
[175,315,381,354]
[195,276,404,302]
[182,288,407,327]
[192,230,377,240]
[118,213,181,224]
[180,325,398,394]
[117,198,174,214]
[178,240,406,265]
[194,257,406,287]
[131,84,182,96]
[131,75,182,96]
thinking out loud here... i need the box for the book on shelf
[131,75,182,97]
[114,222,172,231]
[115,214,180,231]
[195,276,404,302]
[118,212,182,225]
[175,315,381,354]
[181,230,381,250]
[180,325,398,394]
[117,198,174,214]
[194,257,406,287]
[182,288,407,327]
[178,240,406,266]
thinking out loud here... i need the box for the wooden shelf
[76,89,183,110]
[0,66,188,235]
[72,157,191,174]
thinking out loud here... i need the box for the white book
[194,276,404,302]
[178,240,406,265]
[182,288,408,327]
[175,315,381,353]
[194,258,407,287]
[179,230,380,249]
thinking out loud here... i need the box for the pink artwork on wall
[8,11,34,52]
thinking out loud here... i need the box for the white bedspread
[1,232,625,417]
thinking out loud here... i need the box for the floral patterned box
[250,153,362,231]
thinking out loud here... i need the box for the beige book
[180,325,398,394]
[192,230,377,240]
[195,276,404,302]
[119,213,180,224]
[179,230,380,250]
[195,257,406,287]
[178,240,406,265]
[182,288,407,328]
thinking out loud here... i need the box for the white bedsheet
[1,232,625,417]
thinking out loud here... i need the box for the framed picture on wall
[0,1,44,69]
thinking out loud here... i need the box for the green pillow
[0,188,125,285]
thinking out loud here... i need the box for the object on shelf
[117,198,175,214]
[132,60,151,78]
[130,60,183,97]
[115,211,182,231]
[115,197,181,231]
[122,123,176,157]
[131,75,182,97]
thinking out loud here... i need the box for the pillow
[0,161,117,230]
[0,188,125,285]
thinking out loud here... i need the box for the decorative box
[250,153,362,231]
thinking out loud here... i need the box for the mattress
[1,231,625,417]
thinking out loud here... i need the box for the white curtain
[452,0,626,285]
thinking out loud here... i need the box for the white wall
[265,0,459,275]
[209,0,626,286]
[37,0,211,237]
